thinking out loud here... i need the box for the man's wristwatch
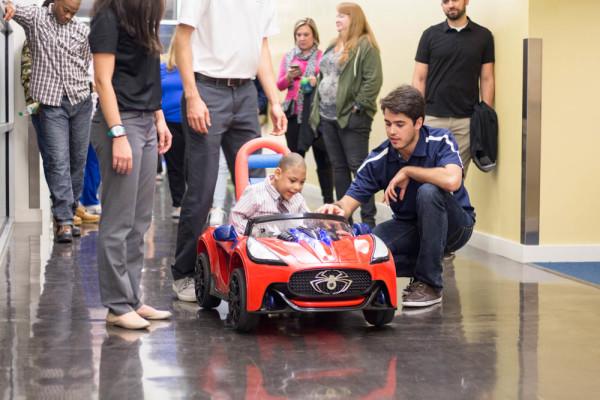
[107,124,126,138]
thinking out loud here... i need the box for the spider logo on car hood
[309,270,353,295]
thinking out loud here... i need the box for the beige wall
[530,0,600,244]
[273,0,527,243]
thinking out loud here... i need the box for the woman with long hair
[277,18,333,204]
[310,2,383,227]
[89,0,173,330]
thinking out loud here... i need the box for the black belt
[195,73,251,88]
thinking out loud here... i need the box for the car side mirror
[213,224,238,242]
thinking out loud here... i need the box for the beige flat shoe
[136,305,172,320]
[106,311,150,330]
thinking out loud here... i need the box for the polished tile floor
[1,182,599,400]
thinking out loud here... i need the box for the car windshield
[248,215,353,242]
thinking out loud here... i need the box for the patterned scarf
[282,45,319,123]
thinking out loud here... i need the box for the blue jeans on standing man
[373,183,475,289]
[37,95,93,226]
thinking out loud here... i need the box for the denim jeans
[37,96,93,225]
[372,183,475,289]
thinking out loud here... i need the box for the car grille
[288,269,372,297]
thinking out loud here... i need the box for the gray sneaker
[402,281,442,307]
[172,277,196,302]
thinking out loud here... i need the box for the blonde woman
[310,2,382,228]
[277,18,333,204]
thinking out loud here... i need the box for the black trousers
[319,113,376,227]
[285,115,334,204]
[164,122,186,207]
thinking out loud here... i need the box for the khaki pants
[425,115,471,176]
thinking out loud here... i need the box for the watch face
[110,125,126,137]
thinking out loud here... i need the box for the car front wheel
[228,268,259,332]
[194,253,221,309]
[363,309,395,327]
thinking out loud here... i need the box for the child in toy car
[230,152,310,235]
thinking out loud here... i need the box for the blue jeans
[81,144,101,207]
[372,183,475,289]
[37,96,92,225]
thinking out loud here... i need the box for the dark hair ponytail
[92,0,164,55]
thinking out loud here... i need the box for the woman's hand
[286,66,302,82]
[156,118,172,154]
[112,136,133,175]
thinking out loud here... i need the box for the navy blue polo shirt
[346,126,474,220]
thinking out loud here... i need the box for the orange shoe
[76,206,100,224]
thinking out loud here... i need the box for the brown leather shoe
[73,215,82,226]
[136,305,172,320]
[76,206,100,224]
[402,281,442,308]
[55,224,73,243]
[106,311,150,330]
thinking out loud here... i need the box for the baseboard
[469,231,600,263]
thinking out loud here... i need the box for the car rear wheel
[228,268,259,332]
[194,253,221,309]
[363,309,395,327]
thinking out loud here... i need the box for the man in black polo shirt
[412,0,494,176]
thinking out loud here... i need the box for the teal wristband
[107,125,126,138]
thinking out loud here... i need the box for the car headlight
[246,237,287,266]
[371,234,390,264]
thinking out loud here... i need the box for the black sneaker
[402,281,442,307]
[72,225,81,237]
[55,225,73,243]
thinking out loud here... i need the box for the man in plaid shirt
[3,0,92,243]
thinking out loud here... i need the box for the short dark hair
[380,85,425,124]
[278,152,306,172]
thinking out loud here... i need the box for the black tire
[363,309,395,327]
[194,253,221,309]
[228,269,259,332]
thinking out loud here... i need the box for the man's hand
[384,169,410,203]
[156,119,172,155]
[112,136,133,175]
[2,1,15,21]
[317,203,345,216]
[269,102,287,136]
[186,94,211,134]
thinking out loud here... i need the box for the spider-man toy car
[194,213,398,332]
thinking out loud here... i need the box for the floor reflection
[1,182,599,399]
[27,241,94,399]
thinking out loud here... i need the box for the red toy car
[193,213,398,332]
